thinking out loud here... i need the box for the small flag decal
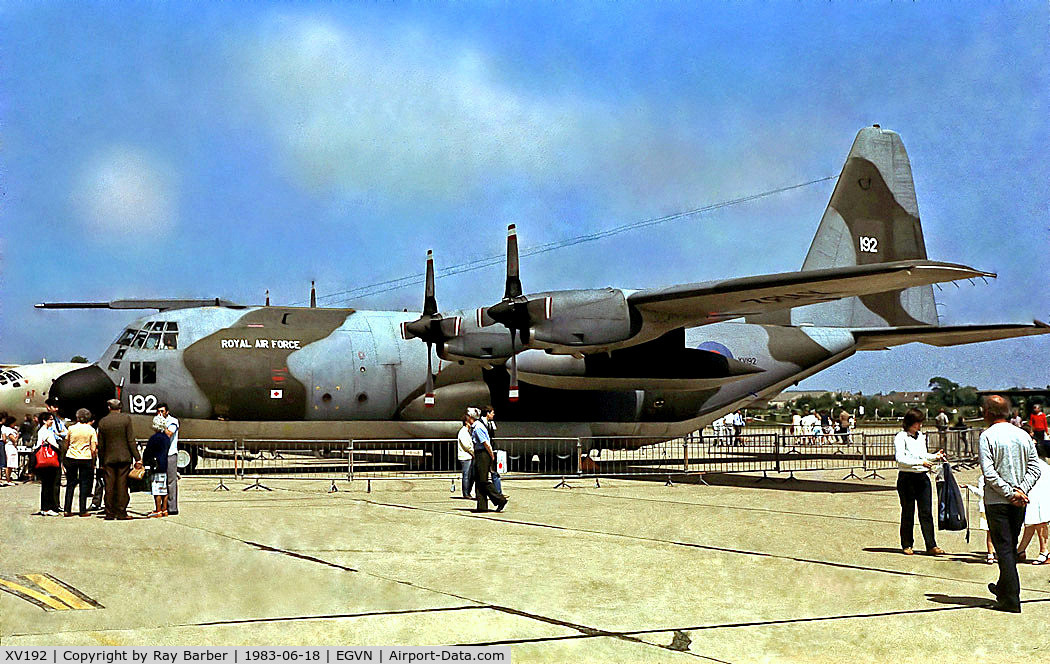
[270,389,283,399]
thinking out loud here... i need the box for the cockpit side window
[131,331,148,348]
[162,333,178,349]
[145,333,161,350]
[117,329,137,345]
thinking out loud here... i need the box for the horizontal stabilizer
[36,299,241,311]
[629,260,992,326]
[854,321,1050,350]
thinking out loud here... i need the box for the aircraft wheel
[177,445,198,474]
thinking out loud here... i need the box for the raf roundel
[696,341,734,359]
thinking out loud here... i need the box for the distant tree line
[764,376,984,422]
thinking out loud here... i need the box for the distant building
[880,391,930,408]
[770,390,857,410]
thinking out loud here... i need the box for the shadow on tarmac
[615,472,896,494]
[924,593,995,608]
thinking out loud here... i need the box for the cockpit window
[117,323,179,351]
[0,375,7,386]
[131,330,148,348]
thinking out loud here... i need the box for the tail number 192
[129,394,158,414]
[859,236,879,253]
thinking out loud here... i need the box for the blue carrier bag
[937,462,967,531]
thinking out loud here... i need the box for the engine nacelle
[529,288,638,350]
[439,314,516,361]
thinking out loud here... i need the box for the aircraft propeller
[401,251,461,407]
[478,225,552,401]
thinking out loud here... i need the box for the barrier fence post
[214,440,230,491]
[862,432,885,480]
[349,439,355,482]
[576,439,583,478]
[682,439,689,473]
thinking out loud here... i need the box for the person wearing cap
[468,407,507,513]
[96,398,141,520]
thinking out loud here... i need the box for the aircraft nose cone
[50,365,116,420]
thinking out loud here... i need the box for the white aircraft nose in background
[0,361,88,418]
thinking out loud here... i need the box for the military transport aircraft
[0,361,88,418]
[40,126,1049,470]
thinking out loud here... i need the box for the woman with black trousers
[63,408,98,516]
[894,408,947,555]
[32,412,62,516]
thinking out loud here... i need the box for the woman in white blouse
[894,408,946,555]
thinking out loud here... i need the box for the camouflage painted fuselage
[93,304,853,440]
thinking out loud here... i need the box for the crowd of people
[787,408,855,444]
[0,398,181,520]
[893,396,1049,613]
[455,404,508,513]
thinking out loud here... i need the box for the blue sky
[1,2,1047,393]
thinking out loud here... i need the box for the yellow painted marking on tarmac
[0,573,104,611]
[24,574,98,610]
[0,577,70,610]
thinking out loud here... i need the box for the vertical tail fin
[753,125,937,328]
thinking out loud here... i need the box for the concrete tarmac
[2,469,1049,662]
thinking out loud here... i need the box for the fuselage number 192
[859,236,879,253]
[129,394,158,414]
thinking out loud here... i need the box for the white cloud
[232,17,597,201]
[227,13,833,235]
[71,147,177,236]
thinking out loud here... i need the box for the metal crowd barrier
[166,428,986,486]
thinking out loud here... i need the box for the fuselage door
[347,316,396,418]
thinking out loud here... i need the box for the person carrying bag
[32,412,62,516]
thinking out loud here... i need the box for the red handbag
[35,444,59,469]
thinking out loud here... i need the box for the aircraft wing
[627,260,992,326]
[853,321,1050,350]
[36,299,241,311]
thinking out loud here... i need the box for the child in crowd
[2,416,19,485]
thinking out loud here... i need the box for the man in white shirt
[456,415,474,499]
[157,403,180,515]
[800,411,820,443]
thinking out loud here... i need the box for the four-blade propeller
[477,225,551,401]
[400,250,461,407]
